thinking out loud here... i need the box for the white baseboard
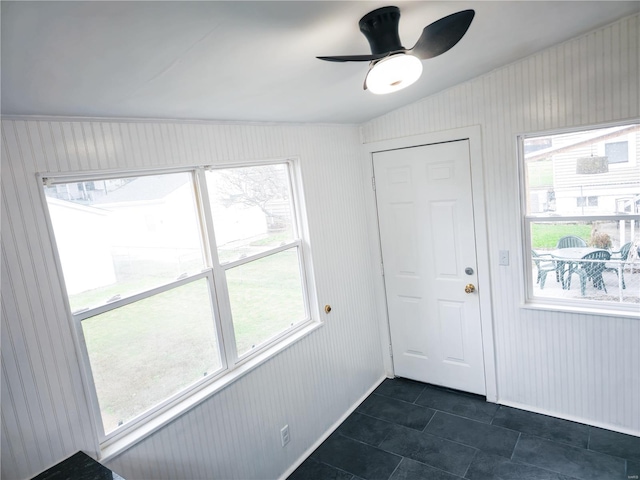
[278,374,388,480]
[499,400,640,437]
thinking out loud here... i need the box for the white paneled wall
[362,14,640,434]
[3,11,640,480]
[1,119,384,479]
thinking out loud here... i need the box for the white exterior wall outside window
[521,122,640,314]
[42,161,314,444]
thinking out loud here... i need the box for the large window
[521,123,640,313]
[43,161,314,442]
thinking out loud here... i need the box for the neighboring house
[46,198,116,295]
[47,174,274,297]
[526,125,640,216]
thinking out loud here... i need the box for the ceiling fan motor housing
[359,6,405,55]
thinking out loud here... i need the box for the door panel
[373,140,486,395]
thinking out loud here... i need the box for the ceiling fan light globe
[365,54,423,95]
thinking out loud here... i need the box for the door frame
[363,125,498,402]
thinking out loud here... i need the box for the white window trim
[518,121,640,319]
[38,158,321,458]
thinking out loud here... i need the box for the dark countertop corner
[31,451,125,480]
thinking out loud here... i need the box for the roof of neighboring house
[92,173,189,204]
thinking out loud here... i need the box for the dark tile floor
[289,378,640,480]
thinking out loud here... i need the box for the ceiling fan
[318,6,475,94]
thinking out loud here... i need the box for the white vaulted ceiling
[2,1,639,124]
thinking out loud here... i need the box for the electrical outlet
[280,424,290,447]
[499,250,510,266]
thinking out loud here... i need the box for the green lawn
[82,279,221,432]
[79,247,304,433]
[531,223,591,249]
[227,249,304,355]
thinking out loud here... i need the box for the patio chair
[604,242,632,289]
[565,250,611,296]
[532,251,556,289]
[556,235,587,248]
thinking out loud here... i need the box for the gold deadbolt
[464,284,476,294]
[324,305,332,314]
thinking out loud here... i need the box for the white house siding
[1,120,384,479]
[550,130,639,215]
[525,128,639,222]
[361,14,640,435]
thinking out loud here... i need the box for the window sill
[99,320,323,463]
[521,299,640,320]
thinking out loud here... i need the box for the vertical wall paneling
[1,119,384,479]
[3,12,639,480]
[361,14,640,436]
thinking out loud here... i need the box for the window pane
[82,279,222,434]
[206,164,295,264]
[605,141,628,164]
[45,173,204,312]
[530,220,639,305]
[523,124,639,216]
[226,248,306,356]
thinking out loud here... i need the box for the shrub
[589,230,612,249]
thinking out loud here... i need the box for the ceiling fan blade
[317,53,388,62]
[410,9,475,60]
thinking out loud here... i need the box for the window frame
[518,122,640,317]
[198,162,313,364]
[604,140,629,164]
[39,159,318,448]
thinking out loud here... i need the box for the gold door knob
[465,284,476,294]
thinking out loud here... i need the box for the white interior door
[373,140,486,395]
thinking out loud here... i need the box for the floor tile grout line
[508,432,589,450]
[492,425,588,452]
[427,407,506,427]
[413,400,498,420]
[368,391,436,408]
[510,436,628,479]
[350,414,630,469]
[461,449,479,479]
[489,404,501,424]
[418,423,518,458]
[385,456,403,480]
[352,409,432,431]
[514,430,633,464]
[374,420,511,466]
[309,456,360,478]
[510,432,521,461]
[356,419,475,466]
[508,456,587,480]
[410,392,426,404]
[376,425,395,449]
[302,380,636,480]
[350,410,395,426]
[372,389,425,405]
[514,430,587,450]
[421,409,437,432]
[313,432,405,479]
[354,406,523,458]
[495,404,597,432]
[401,455,470,479]
[332,431,399,452]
